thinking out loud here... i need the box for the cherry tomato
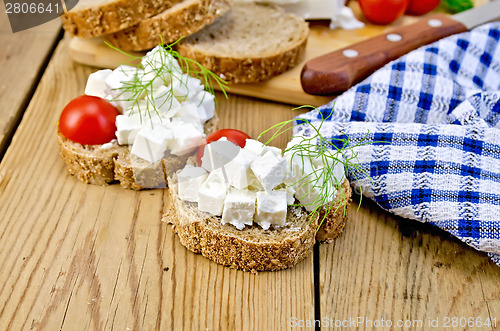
[59,95,120,145]
[359,0,409,25]
[196,129,251,165]
[405,0,440,15]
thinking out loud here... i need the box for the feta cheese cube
[151,85,181,116]
[265,146,282,157]
[85,69,112,99]
[250,150,287,192]
[225,148,259,189]
[131,124,172,163]
[177,165,208,202]
[243,139,266,156]
[221,188,256,230]
[286,185,296,205]
[255,190,287,229]
[105,65,140,111]
[171,74,204,102]
[141,46,183,85]
[198,168,230,215]
[115,113,145,145]
[201,140,240,174]
[294,174,323,212]
[169,122,204,156]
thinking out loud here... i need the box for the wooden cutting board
[68,3,438,106]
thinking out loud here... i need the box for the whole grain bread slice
[57,116,217,190]
[176,3,309,83]
[105,0,234,51]
[164,161,351,272]
[61,0,184,38]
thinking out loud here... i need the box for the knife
[301,1,500,95]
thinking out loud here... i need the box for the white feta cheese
[255,190,287,229]
[169,122,204,156]
[221,188,256,230]
[283,150,316,186]
[294,173,323,212]
[225,148,259,189]
[243,139,266,156]
[265,145,282,157]
[85,69,112,99]
[151,85,181,116]
[310,150,346,184]
[171,74,204,102]
[141,46,183,85]
[198,168,230,215]
[100,139,117,150]
[105,65,140,111]
[131,124,172,163]
[172,103,203,132]
[286,185,296,205]
[201,140,240,174]
[190,90,215,123]
[250,150,287,192]
[177,165,208,202]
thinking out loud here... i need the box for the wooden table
[1,8,499,331]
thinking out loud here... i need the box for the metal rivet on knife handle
[342,49,359,58]
[427,19,443,27]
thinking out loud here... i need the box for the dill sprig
[104,38,228,125]
[258,106,373,229]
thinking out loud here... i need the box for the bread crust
[57,115,217,189]
[315,179,352,242]
[105,0,234,51]
[164,170,351,272]
[176,3,309,83]
[61,0,184,38]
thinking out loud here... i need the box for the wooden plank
[319,196,500,328]
[0,9,61,154]
[0,37,315,330]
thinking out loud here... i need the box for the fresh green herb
[441,0,473,14]
[258,106,373,229]
[104,38,228,125]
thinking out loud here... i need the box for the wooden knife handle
[301,14,468,95]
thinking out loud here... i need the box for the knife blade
[301,1,500,95]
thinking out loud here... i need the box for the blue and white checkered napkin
[295,22,500,266]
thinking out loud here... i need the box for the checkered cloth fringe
[295,22,500,266]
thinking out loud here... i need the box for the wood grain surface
[320,197,500,329]
[0,9,61,155]
[1,4,500,330]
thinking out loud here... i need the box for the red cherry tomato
[359,0,409,25]
[59,95,120,145]
[405,0,440,15]
[196,129,251,165]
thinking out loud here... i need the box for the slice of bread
[164,160,351,272]
[61,0,184,38]
[176,3,309,83]
[57,116,217,190]
[105,0,234,51]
